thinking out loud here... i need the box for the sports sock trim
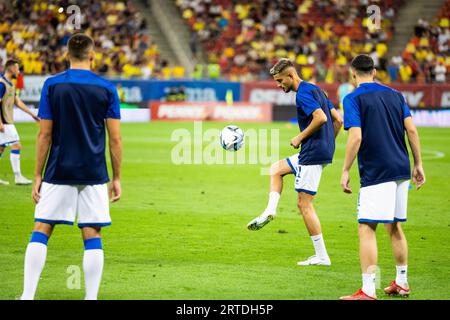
[84,238,103,250]
[30,231,49,245]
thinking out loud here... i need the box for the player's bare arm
[290,108,327,148]
[341,127,362,194]
[14,96,40,122]
[330,108,343,138]
[106,118,122,202]
[32,119,53,203]
[404,117,425,189]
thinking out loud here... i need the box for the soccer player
[337,75,354,113]
[0,59,40,185]
[248,58,342,266]
[339,55,425,300]
[20,33,122,300]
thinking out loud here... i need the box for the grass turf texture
[0,122,449,300]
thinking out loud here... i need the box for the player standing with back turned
[20,33,122,300]
[340,55,425,300]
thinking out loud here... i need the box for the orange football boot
[384,281,410,297]
[340,289,377,300]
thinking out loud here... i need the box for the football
[220,125,244,151]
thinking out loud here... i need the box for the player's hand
[290,135,302,149]
[109,179,121,202]
[32,176,42,204]
[412,164,425,190]
[0,122,4,133]
[32,115,40,122]
[340,170,352,194]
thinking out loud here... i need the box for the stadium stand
[176,0,405,82]
[0,0,164,78]
[0,0,447,83]
[392,0,450,83]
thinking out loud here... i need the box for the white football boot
[15,175,32,185]
[0,179,9,185]
[247,212,275,231]
[297,255,331,266]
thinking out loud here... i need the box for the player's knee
[386,222,404,239]
[297,199,311,215]
[270,162,282,176]
[358,222,377,235]
[33,222,54,237]
[81,226,101,240]
[11,142,21,150]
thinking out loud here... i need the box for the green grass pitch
[0,122,449,300]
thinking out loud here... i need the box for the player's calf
[21,228,52,300]
[10,143,32,185]
[82,227,104,300]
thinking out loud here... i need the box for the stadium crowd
[0,0,166,79]
[391,1,450,83]
[0,0,448,82]
[178,0,449,83]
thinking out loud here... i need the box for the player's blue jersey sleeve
[403,103,411,118]
[327,99,335,110]
[106,86,121,119]
[296,90,320,116]
[401,95,412,119]
[0,82,5,99]
[38,80,52,120]
[343,95,361,130]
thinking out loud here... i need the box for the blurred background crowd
[0,0,448,83]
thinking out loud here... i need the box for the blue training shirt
[38,69,121,185]
[295,81,336,165]
[0,82,5,98]
[343,82,411,188]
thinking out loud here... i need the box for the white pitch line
[421,149,445,160]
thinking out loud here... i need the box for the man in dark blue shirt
[20,33,122,300]
[340,55,425,300]
[248,58,342,266]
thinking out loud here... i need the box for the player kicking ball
[248,59,342,266]
[339,55,425,300]
[20,34,122,300]
[0,59,40,185]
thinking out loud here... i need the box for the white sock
[396,265,408,287]
[21,232,49,300]
[362,273,376,297]
[83,238,104,300]
[10,152,21,177]
[263,192,280,216]
[311,234,329,260]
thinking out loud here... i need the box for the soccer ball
[220,125,244,151]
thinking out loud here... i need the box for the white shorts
[286,154,324,195]
[357,180,409,223]
[35,182,111,227]
[0,124,20,146]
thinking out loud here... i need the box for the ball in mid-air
[220,125,244,151]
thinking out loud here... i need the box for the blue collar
[1,74,13,86]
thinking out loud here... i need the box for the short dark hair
[351,54,375,75]
[67,33,94,61]
[269,58,294,76]
[4,59,20,70]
